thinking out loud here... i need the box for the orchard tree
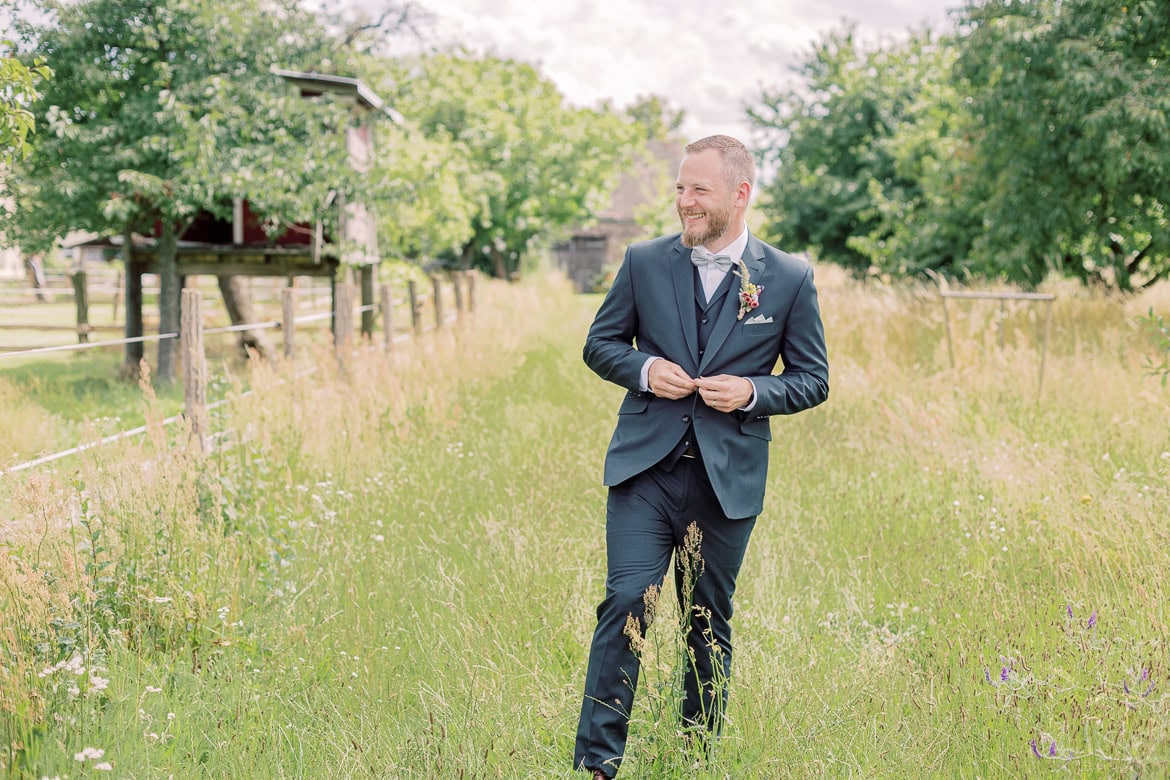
[0,48,51,164]
[956,0,1170,290]
[8,0,353,381]
[748,25,934,273]
[380,52,642,278]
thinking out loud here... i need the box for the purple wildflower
[1144,679,1155,697]
[1001,666,1010,682]
[1031,740,1043,759]
[984,668,992,684]
[1087,611,1097,629]
[1066,603,1074,619]
[1142,667,1150,681]
[1124,680,1131,694]
[1048,741,1057,757]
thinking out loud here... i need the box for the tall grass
[1,269,1168,778]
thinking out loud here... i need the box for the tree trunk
[491,247,506,280]
[156,222,180,385]
[217,275,273,359]
[122,224,144,379]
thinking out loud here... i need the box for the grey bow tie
[690,247,735,272]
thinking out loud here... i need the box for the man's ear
[736,181,752,208]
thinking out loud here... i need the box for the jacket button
[682,415,691,423]
[701,317,708,324]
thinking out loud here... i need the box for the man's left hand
[695,375,753,413]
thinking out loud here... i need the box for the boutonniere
[734,259,763,320]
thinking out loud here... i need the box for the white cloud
[379,0,954,141]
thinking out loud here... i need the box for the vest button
[682,415,691,423]
[701,317,708,324]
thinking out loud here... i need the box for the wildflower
[94,763,113,771]
[1087,611,1097,629]
[1031,740,1043,759]
[74,747,105,762]
[1066,604,1074,619]
[1000,666,1010,682]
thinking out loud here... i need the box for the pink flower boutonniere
[734,259,763,320]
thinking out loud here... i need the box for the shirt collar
[701,221,749,263]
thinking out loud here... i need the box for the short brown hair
[684,135,755,190]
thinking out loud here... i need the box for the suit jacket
[583,232,829,519]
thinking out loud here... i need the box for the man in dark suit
[574,135,829,778]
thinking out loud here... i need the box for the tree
[8,0,353,381]
[956,0,1170,290]
[376,52,642,278]
[748,25,934,274]
[0,47,51,165]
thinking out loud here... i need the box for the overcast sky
[382,0,959,143]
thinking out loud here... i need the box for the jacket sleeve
[751,264,829,416]
[582,248,650,392]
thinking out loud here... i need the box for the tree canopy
[748,0,1170,291]
[0,45,51,165]
[5,0,356,381]
[368,51,643,277]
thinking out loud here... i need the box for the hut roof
[272,68,404,124]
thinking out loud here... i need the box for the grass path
[4,275,1170,778]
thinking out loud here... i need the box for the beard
[678,200,733,248]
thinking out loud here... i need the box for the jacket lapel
[671,242,700,369]
[698,236,765,375]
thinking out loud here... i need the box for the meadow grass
[1,270,1168,778]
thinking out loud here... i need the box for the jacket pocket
[739,416,772,440]
[618,394,650,414]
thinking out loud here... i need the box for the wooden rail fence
[1,271,478,474]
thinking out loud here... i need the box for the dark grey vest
[657,267,736,470]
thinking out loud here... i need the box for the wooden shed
[555,139,682,293]
[74,69,399,364]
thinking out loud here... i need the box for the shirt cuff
[739,378,758,411]
[640,356,662,393]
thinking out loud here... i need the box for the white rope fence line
[0,333,178,360]
[1,274,473,476]
[1,416,182,476]
[0,308,350,361]
[0,304,446,476]
[0,365,322,478]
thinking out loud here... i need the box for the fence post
[181,289,208,453]
[360,265,375,340]
[407,280,421,335]
[453,271,465,317]
[380,284,394,353]
[282,287,296,359]
[432,276,444,329]
[72,268,90,344]
[466,270,477,313]
[334,277,353,373]
[123,227,145,373]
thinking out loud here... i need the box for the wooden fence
[0,270,475,352]
[0,271,477,473]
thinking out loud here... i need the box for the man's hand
[647,359,697,399]
[695,375,754,413]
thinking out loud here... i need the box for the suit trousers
[574,454,757,776]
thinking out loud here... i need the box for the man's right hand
[647,359,697,399]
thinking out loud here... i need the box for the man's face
[675,148,740,249]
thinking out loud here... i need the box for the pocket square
[745,314,773,325]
